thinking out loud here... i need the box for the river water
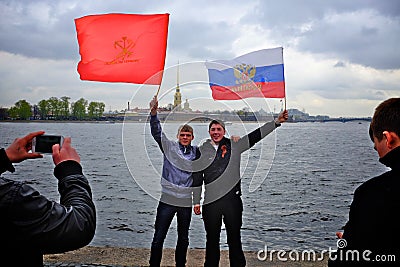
[0,120,386,252]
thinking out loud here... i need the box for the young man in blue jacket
[0,131,96,267]
[149,96,199,267]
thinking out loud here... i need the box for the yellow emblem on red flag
[75,13,169,85]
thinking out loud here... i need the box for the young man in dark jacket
[0,131,96,267]
[329,98,400,266]
[193,109,288,267]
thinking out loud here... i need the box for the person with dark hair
[0,131,96,267]
[193,109,288,267]
[329,97,400,266]
[148,96,199,267]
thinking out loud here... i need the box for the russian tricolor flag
[206,47,285,100]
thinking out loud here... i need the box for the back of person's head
[178,124,193,135]
[369,98,400,142]
[208,119,225,131]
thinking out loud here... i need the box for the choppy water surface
[0,121,385,252]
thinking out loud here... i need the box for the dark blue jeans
[149,201,192,267]
[202,193,246,267]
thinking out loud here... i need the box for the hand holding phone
[52,137,80,165]
[32,135,64,154]
[5,131,45,163]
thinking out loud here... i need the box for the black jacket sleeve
[192,171,203,205]
[236,120,279,153]
[1,160,96,254]
[191,146,203,205]
[0,148,15,174]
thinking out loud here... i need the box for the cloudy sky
[0,0,399,117]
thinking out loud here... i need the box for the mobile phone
[32,135,64,154]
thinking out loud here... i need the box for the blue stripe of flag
[207,64,284,86]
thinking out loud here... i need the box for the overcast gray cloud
[246,1,400,70]
[297,8,400,70]
[0,1,78,59]
[0,0,399,117]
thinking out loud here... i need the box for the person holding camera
[0,131,96,267]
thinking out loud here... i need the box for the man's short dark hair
[178,124,193,135]
[208,119,225,131]
[369,98,400,142]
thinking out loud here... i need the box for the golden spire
[173,60,182,111]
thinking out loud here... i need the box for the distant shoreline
[0,120,271,124]
[0,120,125,123]
[0,118,370,124]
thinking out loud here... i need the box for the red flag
[75,13,169,85]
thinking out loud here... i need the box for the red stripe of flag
[211,81,285,100]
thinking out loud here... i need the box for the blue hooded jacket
[150,114,198,199]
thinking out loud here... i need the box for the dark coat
[192,120,279,205]
[0,148,96,267]
[329,146,400,266]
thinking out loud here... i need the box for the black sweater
[192,120,279,205]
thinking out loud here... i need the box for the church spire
[173,60,182,111]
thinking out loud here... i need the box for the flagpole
[155,84,161,98]
[282,46,287,111]
[154,66,165,98]
[284,96,287,110]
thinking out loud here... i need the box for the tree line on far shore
[1,97,106,121]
